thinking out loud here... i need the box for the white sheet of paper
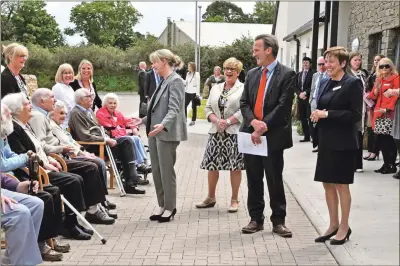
[237,132,268,157]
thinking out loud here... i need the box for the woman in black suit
[1,43,29,99]
[311,47,363,245]
[69,59,102,110]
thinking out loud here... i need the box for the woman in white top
[196,57,245,213]
[52,63,76,129]
[185,62,201,126]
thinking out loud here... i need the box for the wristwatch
[226,119,231,126]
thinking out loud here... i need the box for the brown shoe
[195,197,216,208]
[272,224,293,238]
[242,221,264,234]
[53,239,70,253]
[41,244,63,261]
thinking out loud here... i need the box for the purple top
[1,173,19,192]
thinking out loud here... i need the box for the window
[368,32,383,71]
[395,33,400,71]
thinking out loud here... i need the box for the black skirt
[314,149,356,184]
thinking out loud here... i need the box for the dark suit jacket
[1,67,27,99]
[316,74,363,151]
[69,79,102,111]
[144,69,157,100]
[240,62,296,152]
[295,69,315,98]
[138,69,146,103]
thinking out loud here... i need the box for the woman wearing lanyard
[69,59,102,111]
[1,43,30,99]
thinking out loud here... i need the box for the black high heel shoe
[315,228,338,242]
[330,228,352,245]
[363,154,372,160]
[149,210,164,221]
[158,208,177,223]
[368,154,379,161]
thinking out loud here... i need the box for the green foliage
[1,1,64,47]
[66,1,142,50]
[203,15,224,23]
[252,1,276,24]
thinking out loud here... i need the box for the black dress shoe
[85,210,115,225]
[381,165,397,174]
[272,224,293,238]
[62,226,91,240]
[105,208,118,219]
[125,184,146,194]
[134,177,150,186]
[315,228,338,242]
[242,221,264,234]
[312,148,318,153]
[374,164,386,173]
[102,200,116,210]
[393,171,400,179]
[137,164,152,174]
[76,224,93,235]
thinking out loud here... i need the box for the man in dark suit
[295,57,315,142]
[240,34,295,237]
[137,62,147,118]
[144,66,161,102]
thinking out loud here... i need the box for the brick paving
[42,133,337,266]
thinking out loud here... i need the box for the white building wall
[337,1,350,47]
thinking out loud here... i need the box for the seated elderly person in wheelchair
[96,93,151,173]
[1,104,68,261]
[3,92,110,241]
[69,88,147,194]
[1,173,44,266]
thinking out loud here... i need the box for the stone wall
[348,0,400,70]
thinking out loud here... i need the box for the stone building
[348,0,400,71]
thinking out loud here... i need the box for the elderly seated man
[27,88,116,223]
[1,104,67,261]
[69,88,146,194]
[3,92,101,241]
[1,173,44,266]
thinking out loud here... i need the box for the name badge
[383,84,390,86]
[332,86,341,91]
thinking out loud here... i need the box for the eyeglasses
[318,63,325,66]
[83,94,95,99]
[378,64,391,69]
[223,67,237,72]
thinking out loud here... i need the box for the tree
[65,1,142,50]
[252,1,276,24]
[1,1,64,47]
[202,1,250,23]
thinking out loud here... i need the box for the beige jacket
[205,80,244,134]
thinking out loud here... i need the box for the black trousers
[377,134,397,166]
[244,150,286,226]
[36,185,62,241]
[395,139,400,159]
[65,159,106,207]
[355,131,363,170]
[72,157,108,195]
[367,127,380,154]
[185,92,197,122]
[298,99,311,140]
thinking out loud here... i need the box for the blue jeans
[129,135,148,165]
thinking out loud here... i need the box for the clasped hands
[299,92,307,100]
[250,119,268,145]
[216,119,229,132]
[310,109,328,123]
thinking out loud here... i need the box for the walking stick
[90,126,127,196]
[60,195,107,244]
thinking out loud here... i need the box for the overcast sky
[45,1,256,45]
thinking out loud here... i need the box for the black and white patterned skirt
[200,132,245,171]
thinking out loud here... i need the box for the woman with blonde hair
[196,57,245,213]
[52,63,76,128]
[368,58,399,174]
[1,43,29,98]
[146,49,187,223]
[70,59,102,110]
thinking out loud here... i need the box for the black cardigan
[1,67,27,99]
[69,79,102,111]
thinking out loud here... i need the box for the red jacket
[96,107,141,138]
[368,74,399,129]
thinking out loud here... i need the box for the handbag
[374,113,393,135]
[193,95,201,107]
[139,102,147,117]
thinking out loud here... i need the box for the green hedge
[5,36,257,92]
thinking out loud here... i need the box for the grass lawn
[189,99,207,120]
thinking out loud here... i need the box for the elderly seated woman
[96,93,151,172]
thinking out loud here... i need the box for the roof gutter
[271,1,280,35]
[293,34,300,73]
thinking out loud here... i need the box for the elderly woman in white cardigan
[196,57,245,213]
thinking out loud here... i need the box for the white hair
[1,104,14,137]
[31,88,52,106]
[1,92,27,117]
[102,93,119,106]
[53,100,67,112]
[1,104,10,120]
[74,88,88,104]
